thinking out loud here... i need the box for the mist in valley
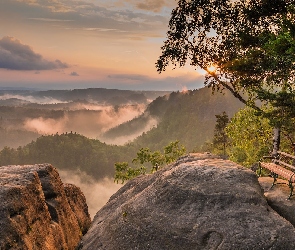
[0,89,166,217]
[0,89,163,148]
[22,104,148,139]
[59,170,122,219]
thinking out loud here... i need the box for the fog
[24,116,68,135]
[0,94,67,104]
[59,170,122,219]
[102,117,158,145]
[23,104,147,138]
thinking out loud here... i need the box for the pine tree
[213,112,229,156]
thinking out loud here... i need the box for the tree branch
[209,72,262,112]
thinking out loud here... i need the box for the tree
[226,106,295,166]
[114,140,186,184]
[225,107,273,167]
[157,0,295,151]
[212,112,229,156]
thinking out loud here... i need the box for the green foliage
[226,106,295,168]
[132,148,165,167]
[157,0,295,124]
[131,88,244,152]
[114,140,186,184]
[225,107,273,167]
[164,140,186,164]
[212,112,230,156]
[114,162,146,184]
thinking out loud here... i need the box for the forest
[0,87,244,180]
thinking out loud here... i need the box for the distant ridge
[102,87,244,150]
[0,88,171,106]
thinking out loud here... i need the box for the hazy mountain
[102,87,245,150]
[0,88,171,106]
[0,87,246,180]
[0,88,170,148]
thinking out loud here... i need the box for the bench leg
[258,162,262,177]
[287,174,295,200]
[270,172,278,189]
[287,182,294,200]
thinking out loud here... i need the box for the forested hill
[0,87,245,179]
[0,133,138,179]
[102,87,245,151]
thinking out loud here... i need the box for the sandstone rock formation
[0,164,91,249]
[81,153,295,250]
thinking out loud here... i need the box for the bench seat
[260,162,295,183]
[260,160,295,199]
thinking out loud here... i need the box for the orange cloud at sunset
[0,0,203,91]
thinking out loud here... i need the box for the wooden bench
[259,151,295,199]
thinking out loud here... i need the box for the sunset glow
[0,0,205,91]
[207,65,217,73]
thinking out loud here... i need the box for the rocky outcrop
[64,184,92,236]
[0,164,91,249]
[82,153,295,250]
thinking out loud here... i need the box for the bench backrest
[276,151,295,170]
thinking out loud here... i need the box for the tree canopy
[157,0,295,125]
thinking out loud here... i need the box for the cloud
[17,0,74,13]
[0,36,68,70]
[104,71,205,90]
[28,17,74,22]
[108,74,150,82]
[83,28,117,32]
[136,0,166,12]
[4,0,172,42]
[70,71,79,76]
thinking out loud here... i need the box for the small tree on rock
[213,112,229,156]
[114,140,186,184]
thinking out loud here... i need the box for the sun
[207,65,217,73]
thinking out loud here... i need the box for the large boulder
[81,153,295,250]
[0,164,91,249]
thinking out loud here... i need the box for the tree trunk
[272,128,280,157]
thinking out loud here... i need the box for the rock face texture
[0,164,91,250]
[82,153,295,250]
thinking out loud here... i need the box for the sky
[0,0,205,91]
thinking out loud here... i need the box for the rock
[64,184,91,235]
[82,153,295,250]
[259,176,295,227]
[0,164,91,249]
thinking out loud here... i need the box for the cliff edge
[81,153,295,250]
[0,164,91,249]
